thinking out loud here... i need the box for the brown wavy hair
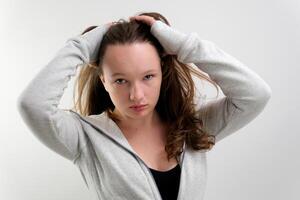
[71,11,218,163]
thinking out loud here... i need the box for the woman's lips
[130,104,147,111]
[130,104,147,108]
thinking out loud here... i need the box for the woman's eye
[115,75,154,85]
[144,74,154,80]
[115,79,126,84]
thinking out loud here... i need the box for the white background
[2,0,299,199]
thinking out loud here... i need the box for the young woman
[17,12,272,200]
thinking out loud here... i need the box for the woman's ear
[99,74,105,83]
[99,75,108,92]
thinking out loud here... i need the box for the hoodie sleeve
[150,20,272,143]
[16,24,110,162]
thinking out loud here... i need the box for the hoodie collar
[69,110,186,166]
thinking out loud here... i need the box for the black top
[149,163,181,200]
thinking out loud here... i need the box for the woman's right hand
[129,15,156,26]
[77,22,112,63]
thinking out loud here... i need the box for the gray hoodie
[17,20,272,200]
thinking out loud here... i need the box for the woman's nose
[129,84,144,102]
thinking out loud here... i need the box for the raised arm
[150,20,272,143]
[16,23,110,162]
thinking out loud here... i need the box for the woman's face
[99,42,162,120]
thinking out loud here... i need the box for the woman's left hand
[129,15,168,57]
[129,15,156,26]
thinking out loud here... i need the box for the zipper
[136,141,186,200]
[147,166,163,200]
[135,156,163,200]
[176,142,186,200]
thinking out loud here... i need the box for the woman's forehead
[102,43,161,75]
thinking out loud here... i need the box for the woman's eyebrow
[111,69,157,77]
